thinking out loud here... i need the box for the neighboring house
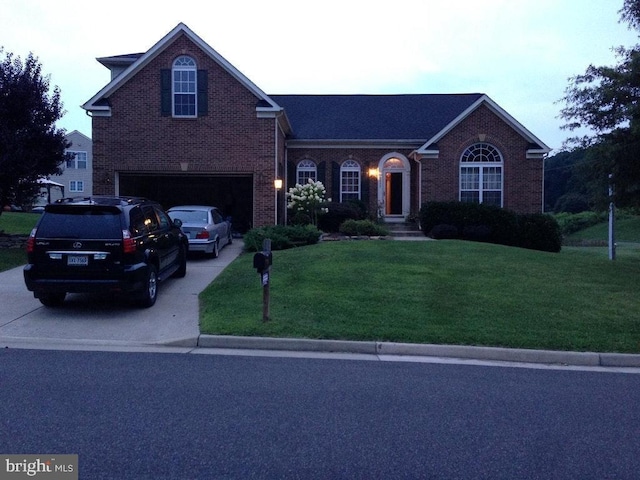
[82,23,549,232]
[37,130,93,204]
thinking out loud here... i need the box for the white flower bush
[287,178,328,225]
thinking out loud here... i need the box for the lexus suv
[23,196,189,308]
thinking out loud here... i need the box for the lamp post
[274,178,283,225]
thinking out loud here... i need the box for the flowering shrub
[287,179,328,225]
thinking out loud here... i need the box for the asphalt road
[2,348,639,479]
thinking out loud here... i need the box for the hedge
[243,225,321,252]
[419,201,561,252]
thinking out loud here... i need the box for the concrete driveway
[0,241,243,348]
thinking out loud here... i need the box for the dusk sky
[1,0,638,153]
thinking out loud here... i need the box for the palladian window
[460,143,503,207]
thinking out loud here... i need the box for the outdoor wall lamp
[274,178,283,190]
[368,168,379,179]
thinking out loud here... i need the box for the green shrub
[517,213,562,252]
[317,202,363,232]
[554,211,605,235]
[419,201,561,252]
[288,211,312,226]
[243,225,321,251]
[420,201,519,246]
[339,219,389,236]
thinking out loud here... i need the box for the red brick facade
[420,104,543,214]
[86,25,547,230]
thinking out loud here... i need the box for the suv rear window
[37,206,123,239]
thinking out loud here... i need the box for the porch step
[384,222,424,238]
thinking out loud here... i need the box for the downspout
[410,150,422,215]
[274,115,278,225]
[541,152,547,213]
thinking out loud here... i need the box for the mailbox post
[252,239,272,322]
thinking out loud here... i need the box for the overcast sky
[1,0,638,153]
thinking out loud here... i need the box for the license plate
[67,255,88,266]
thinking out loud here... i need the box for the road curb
[197,335,378,354]
[197,335,640,367]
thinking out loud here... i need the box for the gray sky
[1,0,637,152]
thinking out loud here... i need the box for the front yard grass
[0,212,35,271]
[200,240,640,353]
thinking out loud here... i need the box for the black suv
[23,196,189,308]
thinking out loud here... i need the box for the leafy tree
[544,149,590,212]
[0,48,69,212]
[559,0,640,208]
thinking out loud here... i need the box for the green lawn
[0,211,40,236]
[200,240,640,353]
[566,215,640,243]
[0,212,35,271]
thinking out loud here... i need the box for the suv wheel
[138,265,158,308]
[39,292,66,307]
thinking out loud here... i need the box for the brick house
[83,23,550,232]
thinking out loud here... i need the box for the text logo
[0,455,77,480]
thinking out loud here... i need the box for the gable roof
[82,23,282,116]
[417,94,550,156]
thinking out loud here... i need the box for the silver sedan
[167,205,232,258]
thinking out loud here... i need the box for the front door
[386,172,403,215]
[378,154,410,221]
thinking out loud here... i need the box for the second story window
[172,56,197,117]
[66,151,87,169]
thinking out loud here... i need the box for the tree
[0,48,69,212]
[544,149,592,212]
[559,0,640,208]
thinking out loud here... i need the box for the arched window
[340,160,361,201]
[173,56,197,117]
[460,143,503,207]
[296,159,317,185]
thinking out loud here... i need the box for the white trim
[377,153,411,220]
[416,95,551,155]
[287,141,423,150]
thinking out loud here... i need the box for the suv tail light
[26,228,37,253]
[122,229,136,254]
[195,230,210,240]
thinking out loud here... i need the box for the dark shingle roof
[270,94,484,141]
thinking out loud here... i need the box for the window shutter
[287,160,296,190]
[317,161,326,185]
[160,69,171,116]
[361,169,369,203]
[197,70,208,116]
[332,162,341,202]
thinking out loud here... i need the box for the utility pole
[608,174,616,261]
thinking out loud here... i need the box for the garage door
[118,174,253,233]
